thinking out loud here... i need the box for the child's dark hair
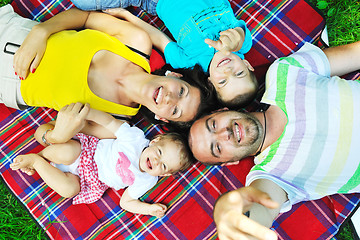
[153,132,196,173]
[140,64,220,131]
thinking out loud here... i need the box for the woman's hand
[214,187,279,240]
[13,25,49,80]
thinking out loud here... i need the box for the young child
[72,0,258,107]
[10,103,194,217]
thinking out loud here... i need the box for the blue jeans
[72,0,159,15]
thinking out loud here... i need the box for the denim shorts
[72,0,159,15]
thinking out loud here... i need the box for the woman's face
[143,76,201,122]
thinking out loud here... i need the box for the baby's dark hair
[218,71,258,109]
[153,132,196,173]
[140,64,220,131]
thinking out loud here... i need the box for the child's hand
[14,25,48,80]
[205,28,245,55]
[149,203,167,217]
[103,8,132,20]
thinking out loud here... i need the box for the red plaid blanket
[1,0,359,239]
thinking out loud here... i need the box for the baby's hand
[205,28,244,55]
[51,103,90,143]
[149,203,167,218]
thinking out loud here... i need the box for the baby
[10,103,194,217]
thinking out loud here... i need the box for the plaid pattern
[72,133,108,205]
[1,0,359,239]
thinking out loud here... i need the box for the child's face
[208,52,257,104]
[139,138,183,177]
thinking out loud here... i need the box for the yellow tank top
[21,29,151,115]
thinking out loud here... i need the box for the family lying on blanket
[1,0,360,239]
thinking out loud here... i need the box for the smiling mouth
[234,122,241,143]
[146,158,153,169]
[217,58,231,68]
[153,86,163,104]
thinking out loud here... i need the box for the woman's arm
[14,8,90,79]
[84,10,153,55]
[14,8,152,79]
[120,188,167,217]
[104,8,171,53]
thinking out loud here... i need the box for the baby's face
[208,52,258,104]
[139,138,183,177]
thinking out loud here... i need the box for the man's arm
[104,8,172,53]
[248,179,287,229]
[214,179,287,240]
[323,41,360,77]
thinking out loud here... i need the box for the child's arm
[120,188,167,217]
[205,27,245,55]
[84,107,125,137]
[104,8,172,53]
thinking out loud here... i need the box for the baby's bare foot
[10,154,38,175]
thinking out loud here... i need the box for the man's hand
[205,27,245,55]
[149,203,167,218]
[214,187,279,240]
[50,103,90,143]
[13,25,49,80]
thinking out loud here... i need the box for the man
[188,41,360,240]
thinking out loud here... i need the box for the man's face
[208,52,257,104]
[189,110,263,164]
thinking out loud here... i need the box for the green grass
[0,180,46,239]
[0,0,11,6]
[0,0,358,239]
[307,0,360,46]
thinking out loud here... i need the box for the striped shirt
[246,43,360,212]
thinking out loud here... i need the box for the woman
[0,5,216,124]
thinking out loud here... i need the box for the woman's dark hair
[140,64,220,131]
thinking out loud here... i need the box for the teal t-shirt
[157,0,252,71]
